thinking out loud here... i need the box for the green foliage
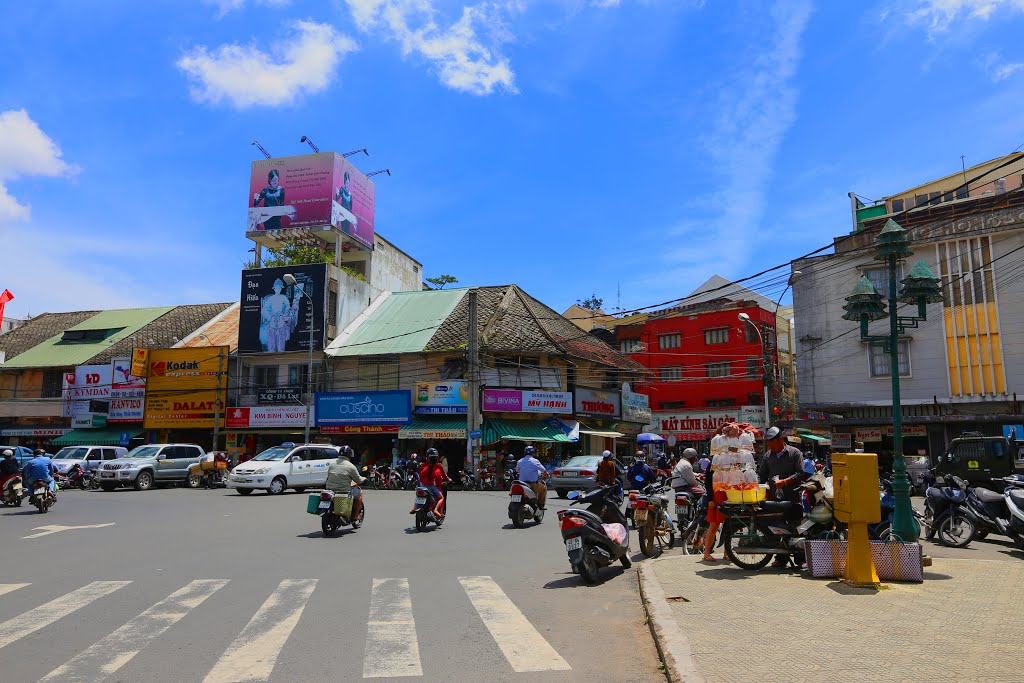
[340,265,367,283]
[245,243,333,269]
[577,294,604,310]
[426,274,459,289]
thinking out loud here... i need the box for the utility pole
[213,346,225,452]
[466,289,482,474]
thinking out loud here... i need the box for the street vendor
[757,426,806,500]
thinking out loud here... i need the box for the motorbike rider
[670,448,700,493]
[757,426,806,567]
[418,448,450,520]
[656,450,671,471]
[515,445,547,510]
[627,454,655,488]
[325,445,366,521]
[1,449,19,477]
[596,450,620,496]
[22,448,57,496]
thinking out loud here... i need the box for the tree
[245,243,332,269]
[577,294,604,311]
[426,274,459,290]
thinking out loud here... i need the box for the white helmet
[1,449,12,457]
[602,450,613,459]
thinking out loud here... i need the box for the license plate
[634,509,648,523]
[318,502,330,509]
[101,472,113,478]
[415,499,425,507]
[565,536,583,551]
[511,495,522,502]
[562,471,578,477]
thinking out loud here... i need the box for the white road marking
[0,581,131,650]
[458,576,571,673]
[22,523,116,539]
[363,578,423,678]
[40,579,228,682]
[203,579,318,683]
[0,583,29,597]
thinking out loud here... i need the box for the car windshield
[54,447,88,460]
[252,447,293,462]
[124,446,161,459]
[562,456,601,469]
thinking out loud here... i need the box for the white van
[51,446,128,474]
[226,443,340,495]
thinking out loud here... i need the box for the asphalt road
[0,485,664,683]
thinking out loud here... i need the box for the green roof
[327,289,467,357]
[483,418,572,444]
[52,428,143,447]
[1,307,174,368]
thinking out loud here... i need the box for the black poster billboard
[239,264,328,353]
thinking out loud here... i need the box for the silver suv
[97,444,205,491]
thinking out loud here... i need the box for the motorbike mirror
[361,466,368,472]
[634,476,644,483]
[567,490,579,500]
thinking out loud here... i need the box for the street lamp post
[283,273,315,444]
[841,219,943,543]
[738,313,770,430]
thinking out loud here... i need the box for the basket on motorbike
[188,463,202,476]
[724,484,767,504]
[306,494,322,514]
[200,460,227,471]
[333,495,354,516]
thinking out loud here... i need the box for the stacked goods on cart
[710,423,765,503]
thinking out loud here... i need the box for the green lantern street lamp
[841,219,943,543]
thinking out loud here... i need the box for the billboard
[226,406,309,429]
[573,386,621,420]
[414,382,468,414]
[247,151,375,250]
[109,356,146,423]
[239,264,327,353]
[482,389,573,414]
[315,390,411,426]
[144,347,229,429]
[64,364,113,422]
[621,389,651,424]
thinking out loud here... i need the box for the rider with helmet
[515,445,547,510]
[1,449,19,477]
[325,445,366,521]
[22,448,57,495]
[418,448,450,520]
[670,448,700,493]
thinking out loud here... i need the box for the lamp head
[738,312,751,322]
[282,273,297,286]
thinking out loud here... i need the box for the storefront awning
[51,428,143,447]
[798,433,831,444]
[483,418,572,444]
[399,416,467,440]
[578,422,624,438]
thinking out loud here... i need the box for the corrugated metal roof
[1,307,174,368]
[327,289,467,357]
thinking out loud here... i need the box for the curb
[637,562,705,683]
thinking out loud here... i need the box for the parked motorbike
[558,485,631,584]
[314,489,364,537]
[66,463,96,490]
[629,477,675,557]
[964,474,1024,549]
[388,468,407,491]
[508,480,544,528]
[29,480,56,514]
[413,486,444,532]
[673,480,706,544]
[459,469,478,491]
[479,469,497,491]
[1,474,24,507]
[923,476,975,547]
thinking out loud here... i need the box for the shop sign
[226,406,309,429]
[72,414,107,429]
[854,427,882,443]
[399,428,467,440]
[655,409,743,435]
[109,356,145,423]
[315,390,411,426]
[483,389,572,414]
[621,390,651,423]
[144,347,229,429]
[320,425,400,435]
[130,347,148,378]
[1004,425,1024,440]
[0,428,71,437]
[258,387,302,405]
[613,422,643,435]
[832,432,853,450]
[739,406,765,429]
[573,386,621,419]
[64,365,112,419]
[414,382,468,414]
[884,425,926,437]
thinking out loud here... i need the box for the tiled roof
[94,303,234,363]
[0,311,99,362]
[180,303,240,352]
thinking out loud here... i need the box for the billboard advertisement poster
[64,364,113,420]
[621,390,651,424]
[573,386,621,420]
[130,347,148,378]
[226,406,309,429]
[315,391,411,426]
[248,152,375,250]
[482,389,573,414]
[144,347,228,429]
[238,264,327,353]
[109,356,146,423]
[414,382,468,414]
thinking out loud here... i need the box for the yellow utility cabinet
[832,452,881,586]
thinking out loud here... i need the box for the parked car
[903,454,930,494]
[548,455,626,499]
[96,444,206,491]
[52,446,128,474]
[226,443,340,496]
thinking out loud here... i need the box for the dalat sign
[144,347,229,429]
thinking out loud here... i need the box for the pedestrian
[758,427,806,567]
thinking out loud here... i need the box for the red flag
[0,289,13,331]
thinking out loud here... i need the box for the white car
[51,446,128,474]
[226,443,340,496]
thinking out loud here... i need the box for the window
[868,341,911,377]
[288,364,308,389]
[781,364,793,387]
[659,366,682,382]
[327,286,338,326]
[358,358,399,391]
[619,338,643,354]
[101,449,118,460]
[863,265,904,296]
[658,334,680,350]
[659,401,686,410]
[705,328,728,345]
[995,178,1006,194]
[706,399,735,407]
[942,191,954,203]
[253,366,278,388]
[440,357,466,380]
[955,185,969,199]
[929,191,942,205]
[891,198,905,213]
[706,362,730,378]
[744,324,759,344]
[746,358,761,378]
[42,370,64,398]
[914,194,928,208]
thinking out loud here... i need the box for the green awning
[399,416,467,440]
[51,428,142,447]
[483,418,572,444]
[797,432,831,444]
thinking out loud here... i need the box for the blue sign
[469,429,482,439]
[119,432,131,447]
[1003,425,1024,441]
[315,391,411,426]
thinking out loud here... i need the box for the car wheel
[236,488,253,496]
[134,471,154,491]
[101,483,116,492]
[268,477,286,495]
[185,473,201,489]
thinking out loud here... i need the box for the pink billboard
[248,152,375,250]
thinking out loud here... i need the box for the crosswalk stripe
[0,581,131,650]
[40,579,229,683]
[458,576,571,673]
[363,578,423,679]
[0,583,30,598]
[203,579,318,683]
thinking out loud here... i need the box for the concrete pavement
[0,486,662,682]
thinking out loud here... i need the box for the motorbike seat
[760,500,795,513]
[1007,489,1024,509]
[602,523,627,546]
[975,488,1004,504]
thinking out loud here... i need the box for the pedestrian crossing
[0,576,571,681]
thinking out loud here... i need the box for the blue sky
[1,0,1023,320]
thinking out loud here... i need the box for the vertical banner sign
[130,347,149,378]
[61,372,76,418]
[144,347,229,429]
[238,264,327,353]
[109,356,146,423]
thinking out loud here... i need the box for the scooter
[66,463,96,490]
[311,488,365,537]
[964,475,1024,549]
[413,486,444,532]
[1,474,23,507]
[508,480,544,528]
[923,476,975,547]
[458,469,478,491]
[629,477,675,557]
[29,480,56,514]
[674,481,705,542]
[558,485,631,584]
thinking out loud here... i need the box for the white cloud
[206,0,290,17]
[344,0,516,95]
[0,110,78,222]
[981,51,1024,81]
[177,21,357,108]
[905,0,1024,35]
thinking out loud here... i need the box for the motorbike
[388,468,408,491]
[629,477,675,557]
[458,469,478,491]
[1,474,24,507]
[314,488,364,537]
[963,474,1024,549]
[479,469,497,491]
[66,463,96,490]
[507,480,544,527]
[29,480,56,513]
[673,479,706,548]
[413,486,444,532]
[558,485,631,584]
[365,464,388,490]
[923,476,975,547]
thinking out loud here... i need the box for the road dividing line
[363,578,423,678]
[40,579,228,683]
[0,581,131,650]
[0,583,29,598]
[204,579,318,683]
[458,576,571,673]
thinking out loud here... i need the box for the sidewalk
[640,554,1022,683]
